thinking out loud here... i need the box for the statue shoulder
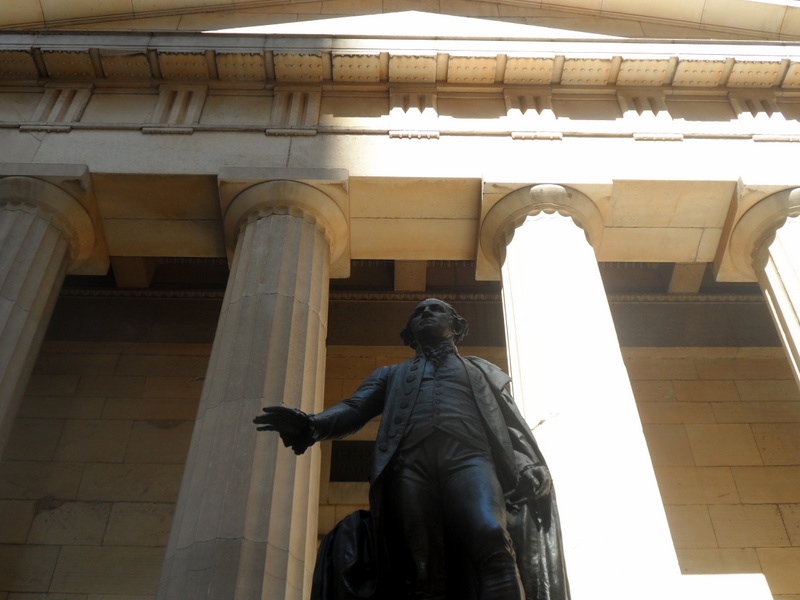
[462,355,511,388]
[463,355,504,373]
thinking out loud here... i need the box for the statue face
[409,299,454,345]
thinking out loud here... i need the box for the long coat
[312,353,570,600]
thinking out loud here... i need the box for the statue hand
[509,464,552,505]
[253,406,313,455]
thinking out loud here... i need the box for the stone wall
[1,343,798,598]
[627,347,800,600]
[0,341,208,598]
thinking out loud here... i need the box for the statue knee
[468,522,516,567]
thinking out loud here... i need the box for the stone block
[713,402,800,424]
[350,217,478,261]
[0,545,60,592]
[77,376,146,399]
[327,482,369,505]
[17,396,105,420]
[709,504,790,548]
[317,505,336,536]
[636,402,715,424]
[326,356,381,379]
[664,505,718,549]
[641,423,695,466]
[0,500,34,543]
[323,378,343,404]
[142,377,204,399]
[3,418,63,461]
[685,424,763,466]
[0,462,83,500]
[102,397,198,421]
[7,593,87,600]
[753,424,800,465]
[600,227,703,263]
[55,420,132,463]
[115,354,208,377]
[50,546,164,595]
[201,95,272,126]
[24,375,80,397]
[654,467,740,505]
[77,464,183,503]
[85,595,152,600]
[122,343,211,357]
[439,0,499,17]
[27,501,111,546]
[695,358,794,380]
[780,504,800,546]
[104,502,174,547]
[757,548,800,595]
[673,380,739,403]
[624,358,698,381]
[736,380,800,403]
[631,380,676,402]
[32,351,119,375]
[733,467,800,503]
[124,421,193,464]
[675,548,761,574]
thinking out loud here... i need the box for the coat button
[400,402,409,408]
[379,443,388,452]
[394,417,402,424]
[405,375,415,382]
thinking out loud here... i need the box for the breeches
[385,431,523,600]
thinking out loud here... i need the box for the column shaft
[0,203,70,455]
[501,212,680,599]
[157,210,329,600]
[756,216,800,386]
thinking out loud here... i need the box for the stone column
[157,180,347,600]
[481,185,688,599]
[481,184,772,599]
[730,188,800,386]
[0,174,94,456]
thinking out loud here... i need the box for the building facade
[1,1,800,599]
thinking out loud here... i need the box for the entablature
[2,32,800,140]
[1,32,800,90]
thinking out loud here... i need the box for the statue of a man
[254,298,569,600]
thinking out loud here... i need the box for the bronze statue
[254,299,569,600]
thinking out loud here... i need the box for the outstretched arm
[254,365,390,454]
[253,406,315,455]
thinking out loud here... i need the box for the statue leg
[439,441,524,600]
[386,441,447,600]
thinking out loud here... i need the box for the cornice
[1,2,800,41]
[1,32,800,90]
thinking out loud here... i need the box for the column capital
[729,187,800,279]
[479,183,604,272]
[0,172,96,269]
[218,169,350,278]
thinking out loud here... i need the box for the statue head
[400,298,469,349]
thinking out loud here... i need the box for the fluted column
[157,180,347,600]
[730,188,800,386]
[0,175,94,456]
[479,185,769,600]
[483,185,680,597]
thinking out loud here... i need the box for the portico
[1,8,799,599]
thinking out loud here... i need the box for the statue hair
[400,299,469,349]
